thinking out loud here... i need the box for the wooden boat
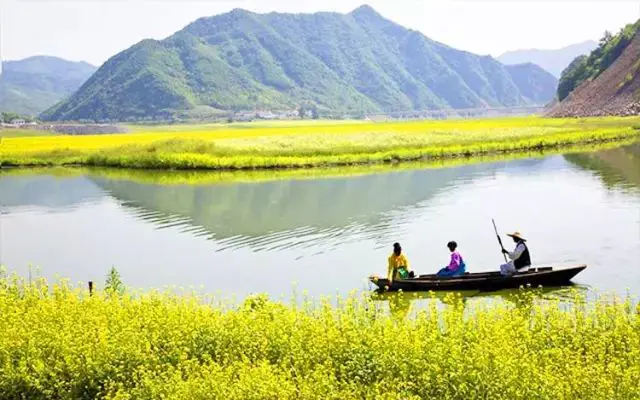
[369,265,587,292]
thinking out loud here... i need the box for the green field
[0,275,638,399]
[1,117,639,170]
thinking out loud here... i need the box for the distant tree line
[0,112,36,123]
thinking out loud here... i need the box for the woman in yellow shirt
[387,242,413,284]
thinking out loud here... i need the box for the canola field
[0,275,638,399]
[1,136,635,188]
[1,117,639,170]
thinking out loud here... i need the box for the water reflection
[564,143,640,192]
[0,173,105,212]
[371,284,591,319]
[86,159,544,252]
[0,143,638,298]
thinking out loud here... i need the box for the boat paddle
[492,218,508,263]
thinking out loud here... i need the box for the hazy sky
[2,0,639,66]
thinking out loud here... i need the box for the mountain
[504,63,558,104]
[0,56,96,116]
[41,5,557,122]
[497,41,598,78]
[548,20,640,117]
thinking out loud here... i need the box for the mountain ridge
[41,5,558,122]
[498,40,597,77]
[0,56,96,116]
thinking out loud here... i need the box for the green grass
[0,274,638,399]
[1,117,639,170]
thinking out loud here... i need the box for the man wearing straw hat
[500,231,531,276]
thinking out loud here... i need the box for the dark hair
[393,242,401,255]
[447,241,457,250]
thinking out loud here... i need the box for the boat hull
[370,265,587,292]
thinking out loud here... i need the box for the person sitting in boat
[387,242,414,284]
[436,241,466,277]
[500,231,531,276]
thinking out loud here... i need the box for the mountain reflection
[88,162,505,251]
[564,143,640,191]
[5,142,636,255]
[0,173,105,212]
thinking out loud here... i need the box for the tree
[1,112,21,122]
[298,105,306,119]
[599,30,613,47]
[311,105,319,120]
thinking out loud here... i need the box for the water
[1,144,639,302]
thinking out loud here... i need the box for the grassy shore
[1,117,639,170]
[0,276,638,399]
[1,138,637,187]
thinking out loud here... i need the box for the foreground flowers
[0,276,638,399]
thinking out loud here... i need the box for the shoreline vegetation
[0,275,638,399]
[1,117,639,171]
[1,138,638,187]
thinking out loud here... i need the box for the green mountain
[504,63,558,104]
[0,56,96,116]
[557,20,640,101]
[42,5,557,122]
[497,41,598,78]
[549,19,640,117]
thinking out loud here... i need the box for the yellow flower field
[1,137,636,187]
[0,275,638,399]
[1,117,639,170]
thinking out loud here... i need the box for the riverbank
[1,138,638,187]
[1,117,639,170]
[0,276,638,399]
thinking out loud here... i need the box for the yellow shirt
[387,253,410,282]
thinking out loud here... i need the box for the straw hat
[507,231,526,241]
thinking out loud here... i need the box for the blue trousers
[437,266,465,277]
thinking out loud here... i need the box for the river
[1,144,639,303]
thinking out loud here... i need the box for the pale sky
[1,0,639,67]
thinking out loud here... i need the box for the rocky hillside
[0,56,96,116]
[41,5,557,122]
[549,21,640,117]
